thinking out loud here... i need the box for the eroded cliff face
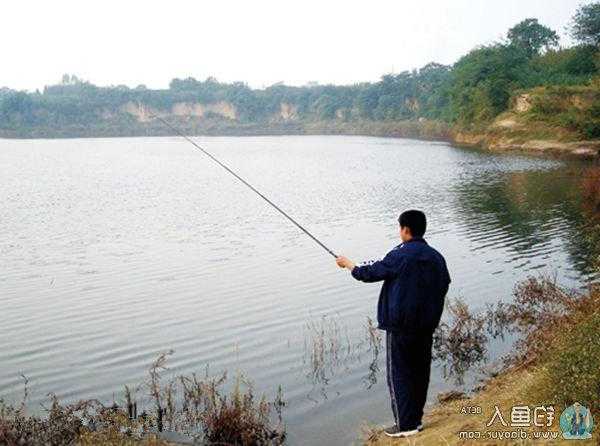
[279,102,298,120]
[452,90,600,158]
[514,94,533,113]
[120,102,160,122]
[120,101,238,122]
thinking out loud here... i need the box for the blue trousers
[385,331,433,430]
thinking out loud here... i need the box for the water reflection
[453,162,600,283]
[301,316,382,401]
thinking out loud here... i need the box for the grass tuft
[0,353,286,445]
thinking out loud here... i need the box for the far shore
[2,118,600,160]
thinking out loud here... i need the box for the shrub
[557,109,582,130]
[530,94,565,116]
[581,119,600,138]
[588,101,600,118]
[433,299,488,384]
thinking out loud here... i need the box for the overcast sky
[2,0,588,91]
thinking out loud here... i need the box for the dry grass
[302,315,383,388]
[364,317,383,389]
[0,352,286,445]
[433,300,488,384]
[303,315,351,385]
[486,276,600,368]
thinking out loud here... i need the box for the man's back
[351,237,450,334]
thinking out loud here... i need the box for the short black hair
[398,210,427,237]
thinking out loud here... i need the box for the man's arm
[336,251,399,283]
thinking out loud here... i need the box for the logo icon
[559,402,594,440]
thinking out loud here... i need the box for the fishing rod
[149,112,338,258]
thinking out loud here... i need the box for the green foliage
[507,18,559,57]
[530,45,599,85]
[571,2,600,45]
[448,44,532,124]
[531,311,600,410]
[0,91,35,125]
[0,9,599,136]
[526,85,600,138]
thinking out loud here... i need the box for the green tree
[571,2,600,46]
[0,91,35,126]
[449,44,531,124]
[530,45,598,85]
[507,18,559,56]
[415,63,452,119]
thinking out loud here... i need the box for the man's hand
[336,255,356,271]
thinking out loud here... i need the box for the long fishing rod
[149,112,338,258]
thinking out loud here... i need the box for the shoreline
[366,276,600,445]
[2,119,599,160]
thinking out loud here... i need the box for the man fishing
[335,210,450,438]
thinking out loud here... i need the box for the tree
[60,74,82,85]
[530,45,598,85]
[571,2,600,46]
[169,77,200,91]
[449,44,531,123]
[507,18,559,56]
[415,63,452,119]
[0,91,35,125]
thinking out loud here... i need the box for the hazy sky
[2,0,588,91]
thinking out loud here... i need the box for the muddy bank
[452,129,600,159]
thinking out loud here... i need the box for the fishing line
[149,113,338,258]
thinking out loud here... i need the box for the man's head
[398,210,426,242]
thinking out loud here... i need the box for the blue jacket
[351,237,450,334]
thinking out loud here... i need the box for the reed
[0,353,286,446]
[302,314,352,385]
[302,315,383,388]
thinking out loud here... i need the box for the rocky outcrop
[120,102,157,123]
[120,101,237,122]
[514,94,532,113]
[171,102,204,117]
[279,102,298,120]
[171,101,237,120]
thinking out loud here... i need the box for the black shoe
[384,425,419,438]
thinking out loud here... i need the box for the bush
[557,109,582,130]
[581,120,600,139]
[433,299,488,384]
[588,101,600,118]
[530,95,565,116]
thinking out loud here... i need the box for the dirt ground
[363,367,596,446]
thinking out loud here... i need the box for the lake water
[0,135,596,444]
